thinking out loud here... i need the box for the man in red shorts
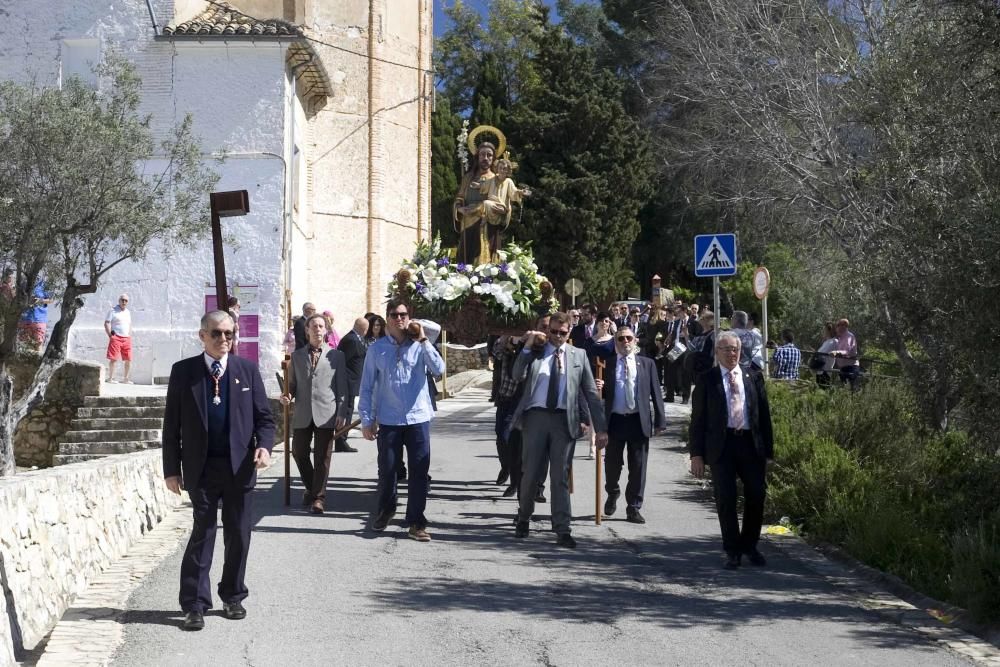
[105,294,134,383]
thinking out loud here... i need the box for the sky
[433,0,563,38]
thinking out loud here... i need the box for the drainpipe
[144,0,160,36]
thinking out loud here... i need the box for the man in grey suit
[279,313,349,514]
[594,325,667,525]
[510,311,608,548]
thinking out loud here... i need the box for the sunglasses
[119,299,128,303]
[209,329,234,340]
[388,312,410,319]
[616,336,634,342]
[548,328,570,336]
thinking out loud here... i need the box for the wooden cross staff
[595,356,606,525]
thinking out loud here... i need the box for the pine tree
[430,95,463,246]
[508,28,654,302]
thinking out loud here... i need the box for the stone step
[52,453,111,466]
[75,406,166,419]
[70,417,164,431]
[82,395,167,408]
[60,429,162,444]
[56,440,161,456]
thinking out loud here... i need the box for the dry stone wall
[0,450,180,660]
[12,360,102,468]
[442,343,489,374]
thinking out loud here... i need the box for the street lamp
[209,190,250,311]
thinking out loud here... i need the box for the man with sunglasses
[509,312,608,548]
[593,326,667,524]
[359,298,446,542]
[162,310,275,631]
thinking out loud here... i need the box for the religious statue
[453,125,530,266]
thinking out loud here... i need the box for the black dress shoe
[515,521,529,538]
[334,444,358,453]
[372,509,395,531]
[626,508,646,524]
[745,549,767,566]
[724,553,742,569]
[496,469,510,486]
[223,602,246,620]
[604,494,619,516]
[182,611,205,631]
[502,484,517,497]
[534,492,547,503]
[555,533,577,548]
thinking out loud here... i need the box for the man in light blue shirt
[359,298,446,542]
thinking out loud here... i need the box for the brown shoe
[408,526,431,542]
[310,499,325,514]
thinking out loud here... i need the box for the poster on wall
[206,283,260,365]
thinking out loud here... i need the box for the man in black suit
[689,331,774,569]
[568,303,597,349]
[335,317,370,453]
[594,325,667,524]
[163,310,275,630]
[292,302,316,350]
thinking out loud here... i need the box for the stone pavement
[30,388,996,666]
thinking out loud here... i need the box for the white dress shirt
[203,352,229,376]
[611,353,638,415]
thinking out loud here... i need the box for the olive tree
[0,58,219,475]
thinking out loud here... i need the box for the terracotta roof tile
[163,1,302,37]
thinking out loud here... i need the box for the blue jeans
[376,422,431,526]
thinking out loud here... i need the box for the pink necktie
[729,370,744,428]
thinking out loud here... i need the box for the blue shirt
[358,335,446,427]
[772,343,801,380]
[21,282,50,324]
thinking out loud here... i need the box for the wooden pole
[333,419,361,441]
[282,359,291,506]
[595,357,606,525]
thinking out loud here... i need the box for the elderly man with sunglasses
[162,310,275,631]
[359,298,445,542]
[593,325,667,524]
[509,311,608,548]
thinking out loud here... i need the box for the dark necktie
[309,346,321,370]
[546,348,563,409]
[211,360,223,406]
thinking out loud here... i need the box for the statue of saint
[453,126,529,266]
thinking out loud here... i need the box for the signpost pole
[762,295,769,378]
[712,277,720,340]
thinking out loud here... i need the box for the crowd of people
[158,294,863,631]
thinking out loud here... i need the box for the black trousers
[292,422,335,500]
[664,353,691,402]
[180,457,253,613]
[709,431,767,556]
[604,413,649,509]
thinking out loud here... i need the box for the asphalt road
[109,389,971,667]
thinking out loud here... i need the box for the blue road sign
[694,234,738,277]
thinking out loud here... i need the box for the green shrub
[763,378,1000,621]
[950,520,1000,623]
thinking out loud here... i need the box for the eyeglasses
[209,329,234,340]
[717,346,739,352]
[616,336,634,342]
[119,299,128,303]
[548,328,570,336]
[388,312,409,319]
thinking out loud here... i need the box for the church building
[0,0,433,384]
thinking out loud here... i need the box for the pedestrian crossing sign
[694,234,738,277]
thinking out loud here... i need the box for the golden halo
[467,125,506,160]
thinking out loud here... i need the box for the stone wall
[0,450,180,659]
[12,359,102,468]
[443,343,489,375]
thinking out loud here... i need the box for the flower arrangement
[387,235,559,324]
[456,120,470,173]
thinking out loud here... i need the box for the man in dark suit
[509,312,608,548]
[280,314,350,513]
[335,317,369,453]
[594,325,667,524]
[568,304,597,349]
[689,331,774,569]
[292,302,316,350]
[162,310,275,631]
